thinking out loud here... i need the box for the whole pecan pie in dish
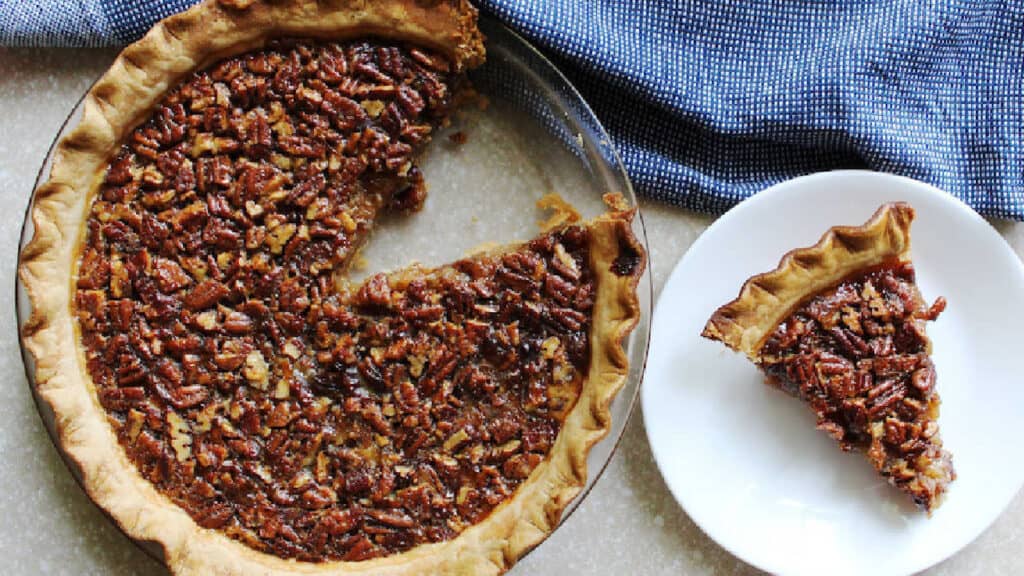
[702,203,954,512]
[19,1,645,574]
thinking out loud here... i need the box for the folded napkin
[4,0,1022,220]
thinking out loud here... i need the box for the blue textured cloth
[2,1,1022,219]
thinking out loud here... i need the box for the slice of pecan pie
[702,203,954,512]
[19,1,645,575]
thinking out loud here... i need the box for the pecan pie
[702,203,954,512]
[19,1,645,574]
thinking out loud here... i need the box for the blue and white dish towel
[3,0,1022,220]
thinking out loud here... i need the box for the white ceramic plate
[642,171,1024,576]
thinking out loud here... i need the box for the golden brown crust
[701,202,914,359]
[18,1,644,573]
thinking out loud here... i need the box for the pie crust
[19,1,644,574]
[702,202,914,358]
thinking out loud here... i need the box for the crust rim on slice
[702,202,915,360]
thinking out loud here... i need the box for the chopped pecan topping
[761,262,954,511]
[72,39,607,563]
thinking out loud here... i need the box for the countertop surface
[2,48,1022,575]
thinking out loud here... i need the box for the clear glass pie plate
[16,16,652,570]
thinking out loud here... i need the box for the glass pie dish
[16,15,652,570]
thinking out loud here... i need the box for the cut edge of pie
[702,202,914,359]
[18,1,646,574]
[701,202,955,512]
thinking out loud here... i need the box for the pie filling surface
[759,262,954,511]
[73,37,635,562]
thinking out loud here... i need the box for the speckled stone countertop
[2,48,1022,576]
